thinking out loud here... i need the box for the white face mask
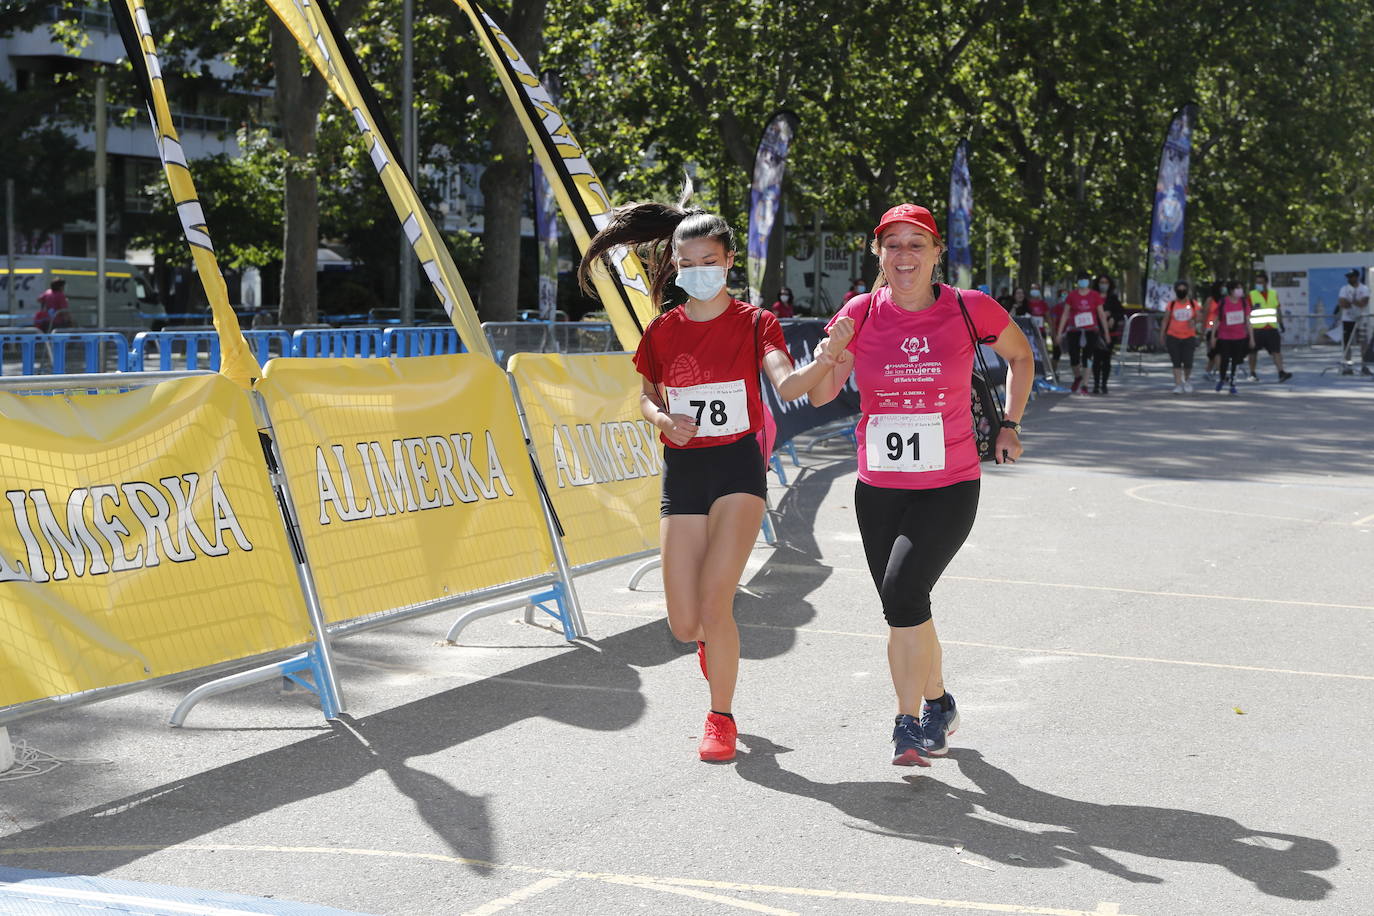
[675,266,727,301]
[1230,288,1243,298]
[780,293,791,301]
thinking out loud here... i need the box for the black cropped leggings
[854,478,980,628]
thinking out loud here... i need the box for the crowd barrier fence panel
[155,354,590,717]
[481,321,617,365]
[47,332,131,374]
[1120,313,1158,375]
[291,327,387,358]
[0,370,341,727]
[0,332,44,376]
[241,329,294,366]
[1320,314,1374,374]
[383,326,463,357]
[131,330,222,372]
[481,352,659,637]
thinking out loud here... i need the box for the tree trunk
[477,0,548,321]
[270,17,327,326]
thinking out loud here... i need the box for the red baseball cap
[873,203,942,243]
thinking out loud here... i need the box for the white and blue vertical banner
[1144,104,1198,311]
[747,110,800,308]
[948,139,973,289]
[532,71,562,322]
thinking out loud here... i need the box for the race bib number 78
[666,379,750,437]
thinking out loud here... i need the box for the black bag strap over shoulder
[955,288,1006,429]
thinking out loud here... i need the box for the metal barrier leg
[760,512,777,546]
[503,373,588,639]
[444,589,563,643]
[627,557,663,590]
[785,440,800,467]
[769,454,788,485]
[170,652,312,727]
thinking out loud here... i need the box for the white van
[0,256,165,330]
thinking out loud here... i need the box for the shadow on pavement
[734,735,1337,900]
[0,455,858,881]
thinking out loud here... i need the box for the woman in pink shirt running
[1213,281,1254,395]
[805,204,1033,767]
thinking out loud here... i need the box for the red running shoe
[697,641,708,680]
[699,712,737,762]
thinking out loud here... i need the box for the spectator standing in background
[842,277,867,304]
[769,287,796,318]
[1091,274,1125,394]
[1202,281,1225,380]
[1049,287,1068,375]
[1247,270,1292,382]
[1335,269,1370,375]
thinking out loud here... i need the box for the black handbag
[954,290,1007,462]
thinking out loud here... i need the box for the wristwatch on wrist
[999,419,1022,435]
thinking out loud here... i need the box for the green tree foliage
[547,0,1374,299]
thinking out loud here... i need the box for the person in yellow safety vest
[1247,270,1293,383]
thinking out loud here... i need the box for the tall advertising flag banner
[532,72,562,322]
[1144,104,1198,311]
[948,140,974,290]
[261,0,492,359]
[747,111,800,308]
[111,0,258,389]
[455,0,656,350]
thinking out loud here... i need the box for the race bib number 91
[865,413,946,473]
[666,379,750,437]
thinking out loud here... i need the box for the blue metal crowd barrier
[291,327,387,358]
[242,330,294,366]
[0,332,42,375]
[1,332,131,375]
[383,326,463,357]
[131,330,222,372]
[50,332,131,374]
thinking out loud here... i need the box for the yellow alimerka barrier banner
[256,355,555,623]
[456,0,657,351]
[263,0,492,359]
[111,0,259,388]
[509,353,660,567]
[0,376,313,709]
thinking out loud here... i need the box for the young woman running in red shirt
[578,187,841,762]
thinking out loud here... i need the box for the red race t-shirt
[826,285,1010,491]
[1025,297,1049,318]
[1063,290,1104,333]
[633,299,789,449]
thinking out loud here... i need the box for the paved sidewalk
[1,346,1371,915]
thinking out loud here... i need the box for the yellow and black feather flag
[110,0,260,388]
[455,0,657,350]
[262,0,492,360]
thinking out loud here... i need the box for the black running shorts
[660,435,767,517]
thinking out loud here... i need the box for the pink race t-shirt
[826,285,1010,491]
[1215,298,1250,340]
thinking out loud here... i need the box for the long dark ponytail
[577,178,736,312]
